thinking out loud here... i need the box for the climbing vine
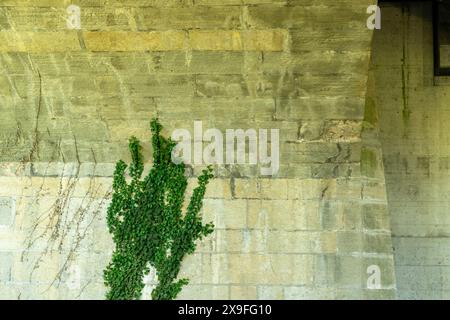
[103,118,214,300]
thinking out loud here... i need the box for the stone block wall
[0,0,397,299]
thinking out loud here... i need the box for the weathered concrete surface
[370,2,450,299]
[0,0,397,299]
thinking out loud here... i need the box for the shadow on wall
[371,1,450,299]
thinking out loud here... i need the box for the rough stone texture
[0,197,14,226]
[370,2,450,299]
[0,0,398,299]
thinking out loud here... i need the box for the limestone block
[284,286,335,300]
[176,285,229,300]
[189,30,286,52]
[202,199,247,229]
[257,285,284,299]
[247,199,321,231]
[229,285,258,300]
[313,254,336,287]
[0,230,23,251]
[178,253,203,285]
[361,179,387,202]
[204,178,232,199]
[287,179,331,200]
[259,179,288,200]
[0,31,80,53]
[0,197,14,227]
[320,200,362,231]
[233,179,259,199]
[363,289,397,300]
[0,283,19,299]
[0,251,13,282]
[84,31,186,52]
[335,255,364,289]
[337,231,363,254]
[201,253,314,286]
[247,4,370,30]
[11,250,62,284]
[363,234,394,254]
[137,6,242,30]
[362,203,391,231]
[266,231,336,254]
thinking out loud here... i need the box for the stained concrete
[370,1,450,299]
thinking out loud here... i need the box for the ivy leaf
[104,118,215,300]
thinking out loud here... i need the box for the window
[434,1,450,76]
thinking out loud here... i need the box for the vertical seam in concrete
[401,4,411,138]
[77,30,86,50]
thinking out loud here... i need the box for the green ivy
[103,118,214,300]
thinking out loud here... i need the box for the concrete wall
[0,0,397,299]
[370,1,450,299]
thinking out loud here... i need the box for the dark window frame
[434,1,450,76]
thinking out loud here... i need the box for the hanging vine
[103,118,214,300]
